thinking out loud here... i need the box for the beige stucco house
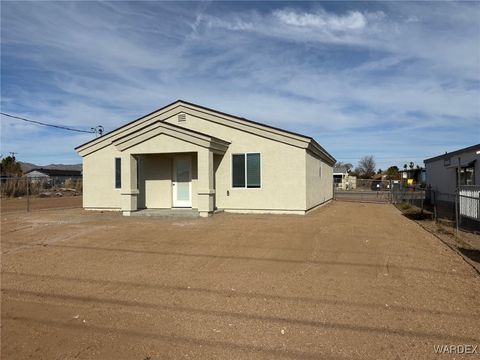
[76,100,336,217]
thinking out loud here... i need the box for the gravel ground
[1,195,82,213]
[1,199,479,359]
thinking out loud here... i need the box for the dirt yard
[1,200,479,359]
[1,195,82,213]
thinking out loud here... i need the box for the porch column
[121,153,139,216]
[197,148,215,217]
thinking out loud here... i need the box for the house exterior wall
[163,113,308,212]
[425,150,480,199]
[305,151,333,210]
[425,161,456,195]
[82,145,123,209]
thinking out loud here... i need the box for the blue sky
[1,1,479,169]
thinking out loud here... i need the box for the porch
[114,121,229,217]
[129,208,200,218]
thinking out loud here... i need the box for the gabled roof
[113,121,230,154]
[333,166,349,174]
[25,168,82,177]
[424,144,480,164]
[75,100,336,164]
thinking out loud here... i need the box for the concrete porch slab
[129,208,199,218]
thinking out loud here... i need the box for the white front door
[173,156,192,207]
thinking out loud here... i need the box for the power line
[1,112,95,134]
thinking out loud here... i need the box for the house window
[457,165,475,186]
[319,163,322,178]
[232,153,261,188]
[115,157,121,189]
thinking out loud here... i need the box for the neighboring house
[399,168,426,187]
[24,168,82,185]
[75,100,336,217]
[424,144,480,194]
[372,173,388,181]
[333,166,356,190]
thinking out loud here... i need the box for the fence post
[389,180,392,204]
[421,188,424,214]
[26,178,30,212]
[458,189,462,229]
[455,188,459,236]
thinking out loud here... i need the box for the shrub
[400,202,412,210]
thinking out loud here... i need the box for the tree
[409,161,414,169]
[403,164,408,170]
[386,165,400,180]
[377,169,383,174]
[355,155,376,179]
[0,156,22,177]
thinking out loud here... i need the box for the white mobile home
[424,144,480,194]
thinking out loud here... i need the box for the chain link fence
[1,176,82,212]
[334,179,479,232]
[334,179,394,203]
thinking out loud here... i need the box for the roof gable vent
[177,113,186,122]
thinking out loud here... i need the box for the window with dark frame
[232,153,261,188]
[115,157,121,189]
[456,165,475,186]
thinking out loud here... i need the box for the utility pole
[91,125,104,137]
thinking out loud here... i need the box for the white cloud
[1,2,479,168]
[199,8,387,46]
[203,15,254,32]
[273,9,368,31]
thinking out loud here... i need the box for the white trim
[172,155,192,208]
[231,152,262,189]
[76,101,335,165]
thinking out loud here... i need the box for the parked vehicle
[371,181,382,191]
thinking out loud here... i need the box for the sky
[1,1,479,169]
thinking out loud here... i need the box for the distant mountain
[19,162,82,173]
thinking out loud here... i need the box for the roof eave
[75,100,335,162]
[424,143,480,164]
[307,139,336,165]
[75,100,184,152]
